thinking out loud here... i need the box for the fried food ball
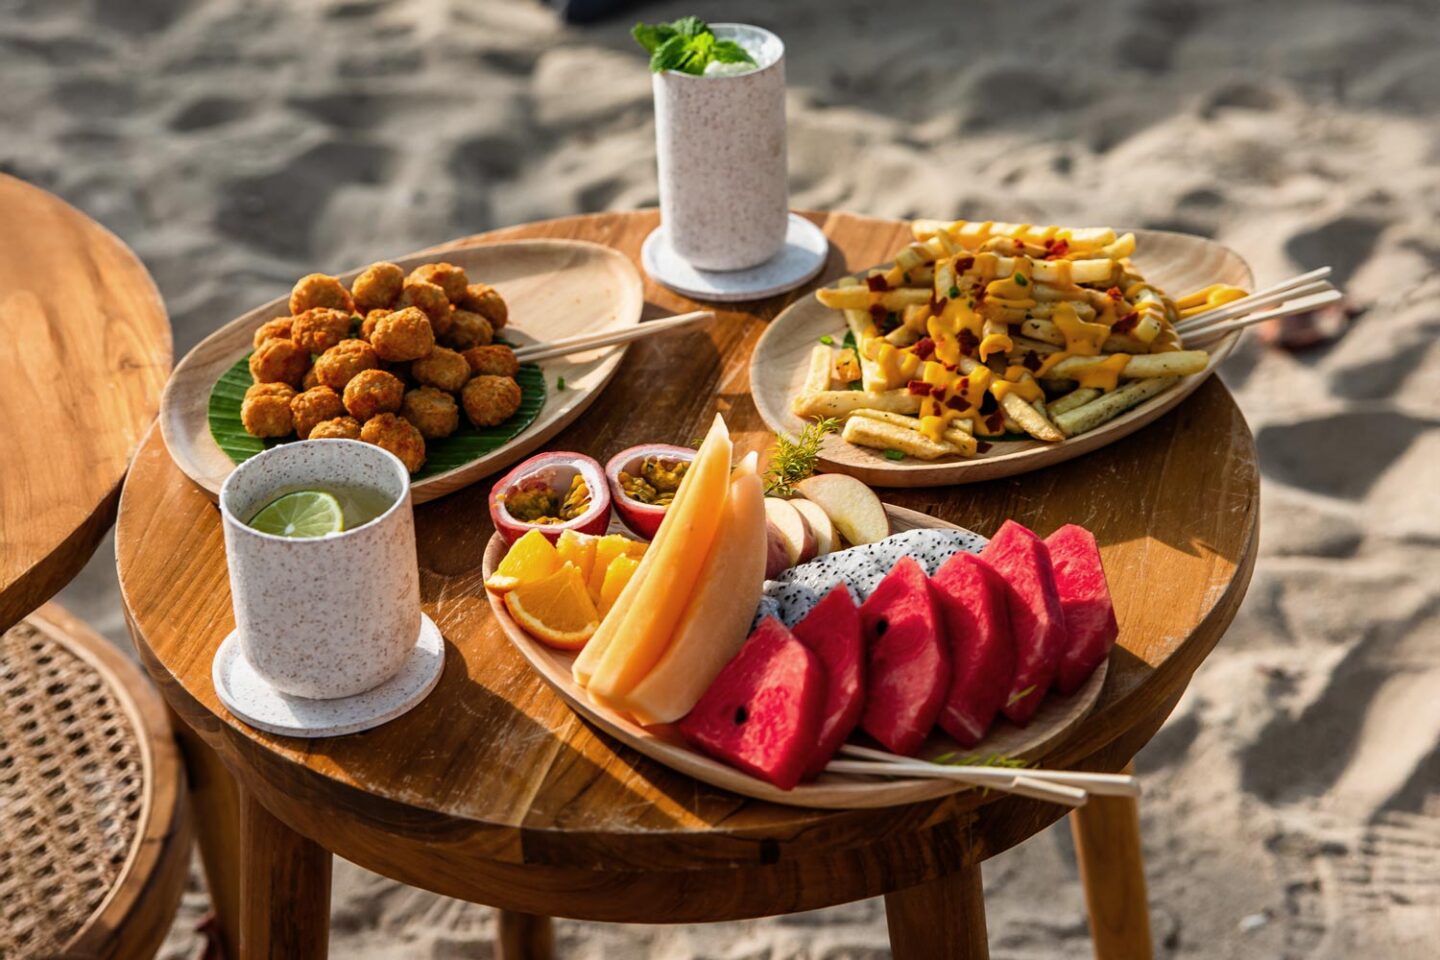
[396,278,450,326]
[289,273,354,315]
[461,343,519,379]
[308,416,362,440]
[461,374,522,428]
[241,382,296,437]
[409,346,469,393]
[289,386,346,440]
[301,365,321,390]
[360,308,390,341]
[291,307,354,355]
[370,306,435,362]
[409,262,469,303]
[351,262,404,313]
[361,413,426,473]
[400,386,460,440]
[458,282,507,329]
[445,309,493,350]
[253,316,293,349]
[313,338,379,391]
[342,368,405,421]
[248,338,309,387]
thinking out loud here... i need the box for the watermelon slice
[1046,524,1118,694]
[856,556,950,756]
[930,551,1015,747]
[979,520,1067,726]
[677,617,824,791]
[791,584,865,777]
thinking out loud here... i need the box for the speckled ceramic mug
[219,439,420,700]
[653,23,788,271]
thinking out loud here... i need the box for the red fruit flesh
[856,556,950,756]
[791,585,865,777]
[678,618,824,791]
[1046,524,1118,694]
[980,520,1067,726]
[930,552,1016,747]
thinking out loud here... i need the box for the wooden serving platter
[481,504,1107,810]
[750,228,1254,487]
[160,239,644,504]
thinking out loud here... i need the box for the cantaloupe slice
[582,415,733,700]
[618,452,766,725]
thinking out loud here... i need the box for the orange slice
[556,530,597,590]
[504,564,600,650]
[485,529,561,592]
[597,554,640,617]
[586,533,647,598]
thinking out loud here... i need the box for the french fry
[835,277,889,392]
[1020,318,1140,354]
[792,389,922,419]
[1046,387,1102,416]
[816,286,931,311]
[955,356,1064,442]
[841,416,973,460]
[1055,378,1178,437]
[1046,350,1209,381]
[802,344,832,395]
[849,408,978,452]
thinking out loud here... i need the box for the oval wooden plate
[751,229,1254,487]
[481,504,1107,810]
[160,239,644,504]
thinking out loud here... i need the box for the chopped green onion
[1015,273,1029,286]
[884,449,906,461]
[948,285,960,299]
[819,335,834,345]
[556,377,566,390]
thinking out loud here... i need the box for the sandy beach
[4,0,1437,955]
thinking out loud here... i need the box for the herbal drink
[245,483,395,538]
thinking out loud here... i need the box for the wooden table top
[117,211,1260,920]
[0,174,171,631]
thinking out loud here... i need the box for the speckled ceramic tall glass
[219,439,420,700]
[653,23,788,271]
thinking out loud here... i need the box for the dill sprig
[763,418,839,496]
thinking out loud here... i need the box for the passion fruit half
[605,443,697,540]
[489,452,611,545]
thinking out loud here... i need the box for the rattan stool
[0,604,191,959]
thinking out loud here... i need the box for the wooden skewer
[1181,289,1344,344]
[835,743,1141,798]
[1176,268,1332,331]
[513,310,715,363]
[825,759,1088,807]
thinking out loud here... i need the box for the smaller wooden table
[118,212,1260,959]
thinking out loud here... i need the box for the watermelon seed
[733,706,748,725]
[874,617,889,636]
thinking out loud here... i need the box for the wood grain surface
[0,175,171,631]
[482,504,1107,810]
[160,239,643,504]
[118,211,1260,923]
[750,228,1252,487]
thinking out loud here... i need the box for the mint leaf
[671,15,707,37]
[713,39,756,64]
[631,22,675,54]
[650,34,690,73]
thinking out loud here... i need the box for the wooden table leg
[884,863,989,959]
[239,787,332,959]
[1070,762,1153,959]
[168,708,243,960]
[497,910,554,960]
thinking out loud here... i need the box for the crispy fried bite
[445,310,493,350]
[461,374,522,428]
[241,382,296,437]
[314,339,379,391]
[301,366,321,390]
[351,262,404,313]
[361,412,426,473]
[409,262,469,303]
[458,282,507,329]
[253,317,293,349]
[290,386,347,439]
[461,343,518,379]
[342,368,405,421]
[308,416,362,440]
[361,309,390,341]
[401,386,460,439]
[289,273,353,315]
[396,278,451,332]
[248,338,309,387]
[409,346,469,393]
[371,306,435,362]
[291,307,354,355]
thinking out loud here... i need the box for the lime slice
[247,491,345,538]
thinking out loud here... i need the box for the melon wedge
[931,551,1015,747]
[792,584,865,777]
[620,452,767,725]
[857,556,950,756]
[579,415,734,698]
[980,520,1067,725]
[1046,524,1117,695]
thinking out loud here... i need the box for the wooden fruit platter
[160,239,644,504]
[482,504,1107,810]
[750,228,1254,487]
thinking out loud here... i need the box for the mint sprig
[632,17,756,75]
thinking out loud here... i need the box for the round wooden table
[0,173,172,631]
[117,212,1260,960]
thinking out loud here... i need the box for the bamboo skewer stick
[1176,268,1333,331]
[824,760,1089,807]
[832,743,1142,799]
[1181,290,1344,344]
[513,310,714,362]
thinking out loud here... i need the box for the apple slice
[764,497,816,566]
[789,498,837,556]
[795,474,890,547]
[763,521,791,579]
